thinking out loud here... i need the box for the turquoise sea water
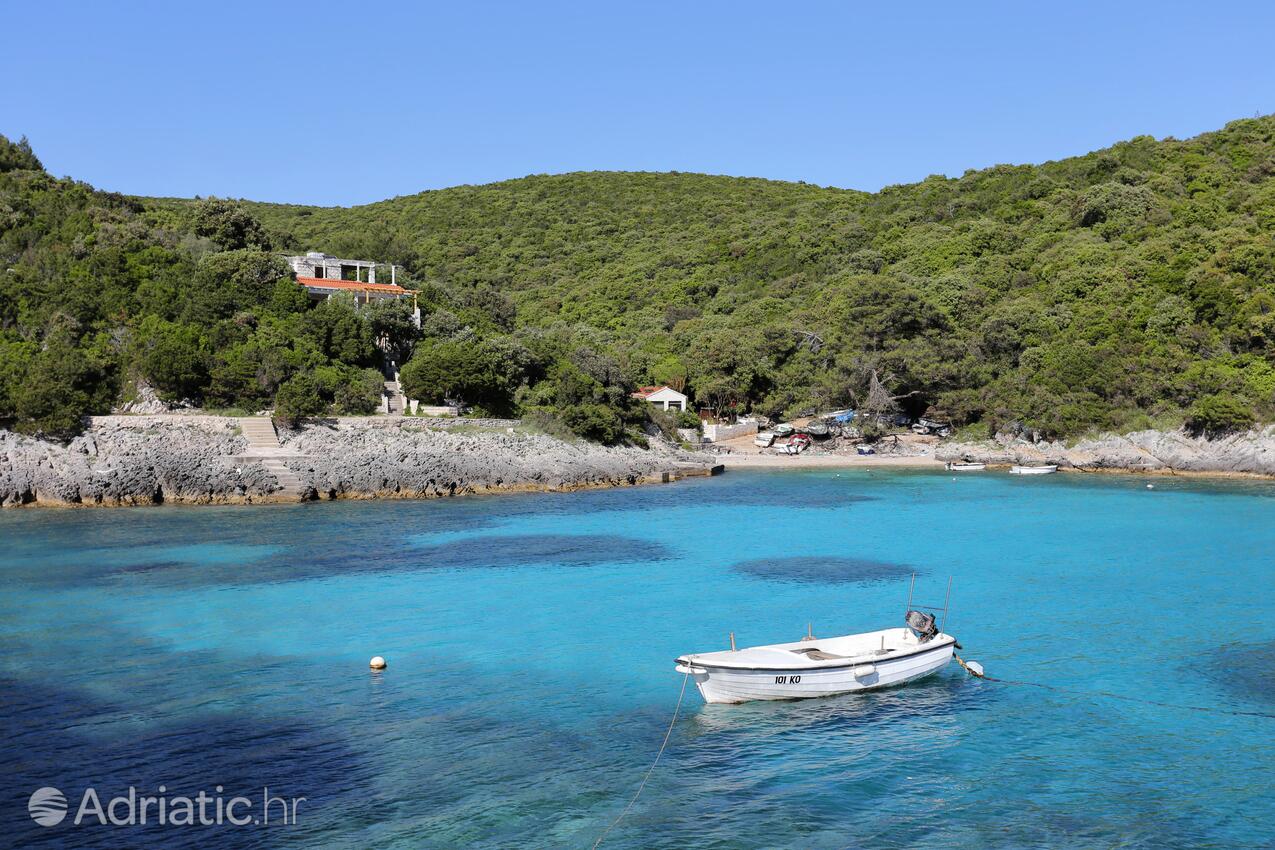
[2,468,1274,849]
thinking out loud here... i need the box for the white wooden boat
[675,611,956,704]
[945,461,986,471]
[1010,464,1058,475]
[754,431,776,448]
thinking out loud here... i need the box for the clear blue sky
[5,1,1273,206]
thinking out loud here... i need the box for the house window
[312,266,325,279]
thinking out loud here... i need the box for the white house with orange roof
[284,251,413,308]
[631,385,689,411]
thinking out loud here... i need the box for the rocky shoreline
[937,426,1275,477]
[0,416,714,507]
[5,418,1272,507]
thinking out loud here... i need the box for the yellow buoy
[369,656,387,670]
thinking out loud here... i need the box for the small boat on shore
[773,434,812,455]
[805,421,830,437]
[1010,464,1058,475]
[754,431,776,448]
[945,461,986,471]
[675,607,957,704]
[773,423,795,437]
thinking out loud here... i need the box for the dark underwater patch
[0,675,372,850]
[86,532,664,587]
[535,478,880,513]
[0,476,871,592]
[1210,639,1275,706]
[410,533,672,570]
[731,556,915,585]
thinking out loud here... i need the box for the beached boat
[774,434,811,455]
[914,418,952,438]
[1010,464,1058,475]
[805,421,830,437]
[772,423,795,437]
[754,431,776,448]
[675,609,957,704]
[945,461,986,471]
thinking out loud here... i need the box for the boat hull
[678,640,954,704]
[1010,464,1057,475]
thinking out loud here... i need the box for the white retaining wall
[702,420,758,442]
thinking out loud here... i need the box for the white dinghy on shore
[1010,464,1058,475]
[675,578,960,704]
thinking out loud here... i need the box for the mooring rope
[955,652,1275,720]
[591,670,691,849]
[595,654,1269,850]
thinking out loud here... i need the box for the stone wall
[703,420,758,442]
[283,253,378,283]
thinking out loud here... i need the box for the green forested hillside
[4,117,1275,441]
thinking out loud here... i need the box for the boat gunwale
[675,637,955,673]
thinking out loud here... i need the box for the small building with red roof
[284,251,413,308]
[631,385,689,411]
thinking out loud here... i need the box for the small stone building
[285,252,382,283]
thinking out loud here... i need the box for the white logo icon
[28,787,68,827]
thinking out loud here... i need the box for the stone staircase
[258,457,305,495]
[384,379,407,415]
[240,416,282,449]
[237,417,307,499]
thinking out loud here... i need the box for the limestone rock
[0,416,707,507]
[937,426,1275,476]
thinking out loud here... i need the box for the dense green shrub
[315,365,385,415]
[1187,394,1256,437]
[192,199,273,251]
[554,404,626,444]
[367,299,421,367]
[132,316,208,401]
[272,373,326,426]
[399,336,528,414]
[0,134,42,173]
[305,297,378,367]
[7,331,117,438]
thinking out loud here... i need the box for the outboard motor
[906,610,938,643]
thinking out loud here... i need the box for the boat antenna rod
[905,573,916,617]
